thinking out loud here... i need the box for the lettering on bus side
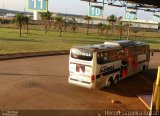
[100,66,115,74]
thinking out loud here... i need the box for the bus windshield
[71,48,93,61]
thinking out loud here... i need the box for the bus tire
[106,77,113,87]
[142,65,146,71]
[113,75,119,85]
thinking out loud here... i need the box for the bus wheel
[142,65,146,71]
[113,75,119,85]
[106,77,113,87]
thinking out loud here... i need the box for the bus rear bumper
[68,78,95,89]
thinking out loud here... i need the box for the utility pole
[2,2,4,20]
[150,66,160,115]
[46,0,48,12]
[102,0,104,18]
[66,8,67,16]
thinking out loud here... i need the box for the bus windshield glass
[71,48,93,61]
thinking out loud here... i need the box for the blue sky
[0,0,153,20]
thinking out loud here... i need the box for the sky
[0,0,154,20]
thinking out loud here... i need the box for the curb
[0,49,159,61]
[0,50,69,61]
[151,49,160,52]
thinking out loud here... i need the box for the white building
[121,19,159,30]
[4,13,16,19]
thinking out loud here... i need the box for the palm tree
[63,18,69,33]
[103,24,111,39]
[55,16,64,37]
[40,11,53,34]
[107,15,117,36]
[158,23,160,29]
[15,13,24,37]
[71,17,77,35]
[97,23,103,35]
[116,21,126,40]
[132,28,139,39]
[23,16,29,34]
[125,22,133,40]
[84,16,92,35]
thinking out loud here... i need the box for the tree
[125,22,133,40]
[71,17,77,35]
[107,15,117,36]
[97,23,104,35]
[103,24,111,39]
[40,11,53,34]
[158,23,160,29]
[116,21,126,40]
[63,18,69,33]
[23,16,30,34]
[132,28,139,39]
[15,13,24,37]
[55,16,64,37]
[84,16,92,35]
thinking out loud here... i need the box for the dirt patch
[21,79,42,88]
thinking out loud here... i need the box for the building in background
[121,19,159,30]
[52,12,107,25]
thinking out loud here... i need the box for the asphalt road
[0,53,159,111]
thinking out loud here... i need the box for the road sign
[125,12,135,20]
[28,0,48,12]
[125,8,137,20]
[153,13,160,22]
[89,5,103,17]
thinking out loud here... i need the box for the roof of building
[82,0,160,8]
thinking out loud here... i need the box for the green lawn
[0,27,159,54]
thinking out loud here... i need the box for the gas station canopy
[127,0,160,7]
[82,0,160,8]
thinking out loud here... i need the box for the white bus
[68,40,150,89]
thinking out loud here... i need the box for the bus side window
[108,50,121,62]
[97,52,108,65]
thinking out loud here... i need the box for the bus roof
[72,40,148,52]
[105,40,148,47]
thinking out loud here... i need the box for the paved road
[0,53,159,111]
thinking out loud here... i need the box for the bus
[68,40,150,89]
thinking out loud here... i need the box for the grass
[0,27,160,54]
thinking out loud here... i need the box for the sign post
[124,7,137,40]
[150,66,160,114]
[89,5,103,17]
[124,8,137,20]
[87,0,104,18]
[28,0,49,20]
